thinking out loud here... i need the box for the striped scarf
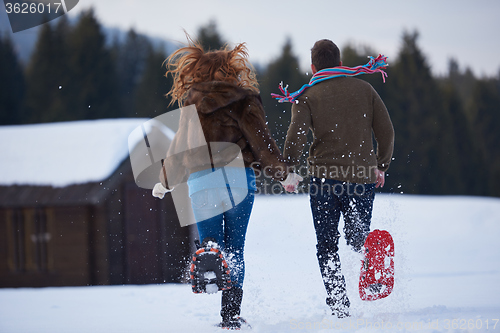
[271,54,388,103]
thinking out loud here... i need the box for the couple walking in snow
[153,37,394,327]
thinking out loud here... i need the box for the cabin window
[10,208,50,272]
[33,208,49,272]
[11,209,25,272]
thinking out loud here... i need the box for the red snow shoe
[359,229,394,301]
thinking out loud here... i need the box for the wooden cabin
[0,119,196,288]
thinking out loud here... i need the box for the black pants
[309,177,375,307]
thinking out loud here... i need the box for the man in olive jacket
[283,39,395,318]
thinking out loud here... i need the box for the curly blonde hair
[164,38,259,107]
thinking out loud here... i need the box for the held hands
[152,182,173,199]
[153,171,381,197]
[280,172,303,193]
[375,170,385,188]
[280,169,384,192]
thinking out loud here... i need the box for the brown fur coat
[161,81,289,188]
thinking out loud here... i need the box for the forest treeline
[1,10,499,197]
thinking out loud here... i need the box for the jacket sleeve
[372,88,394,172]
[159,111,190,189]
[284,98,312,166]
[160,151,188,190]
[237,96,290,182]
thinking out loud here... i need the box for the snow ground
[1,194,500,332]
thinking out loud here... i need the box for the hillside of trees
[1,11,499,197]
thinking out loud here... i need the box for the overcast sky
[68,0,500,77]
[5,0,500,77]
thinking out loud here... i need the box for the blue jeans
[189,168,255,289]
[309,177,375,306]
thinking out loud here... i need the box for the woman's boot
[219,287,249,329]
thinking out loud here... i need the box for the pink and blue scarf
[271,54,388,103]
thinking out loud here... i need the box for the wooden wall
[0,182,193,288]
[122,182,192,285]
[0,206,93,287]
[0,161,193,288]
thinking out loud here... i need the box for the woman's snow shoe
[190,238,232,294]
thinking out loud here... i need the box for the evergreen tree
[467,77,500,196]
[24,15,70,123]
[439,78,487,195]
[0,34,25,125]
[447,58,476,112]
[113,29,152,117]
[196,20,225,51]
[384,31,458,194]
[134,46,172,118]
[65,9,118,120]
[260,38,308,149]
[258,39,308,193]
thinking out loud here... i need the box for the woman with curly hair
[154,37,301,329]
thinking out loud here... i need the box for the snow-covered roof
[0,118,166,187]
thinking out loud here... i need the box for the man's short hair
[311,39,341,71]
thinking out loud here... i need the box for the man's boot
[318,251,351,318]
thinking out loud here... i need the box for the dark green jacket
[284,77,394,184]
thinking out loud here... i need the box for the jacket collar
[186,81,250,114]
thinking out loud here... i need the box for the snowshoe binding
[190,238,232,294]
